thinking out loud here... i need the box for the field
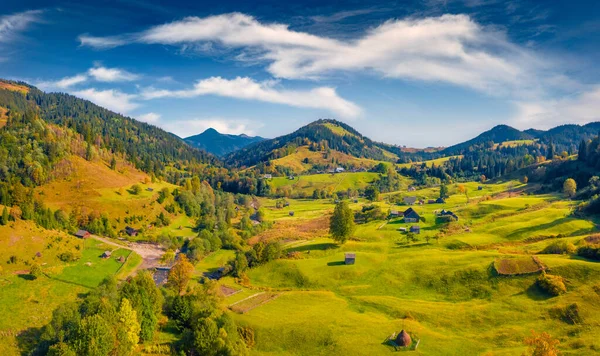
[269,172,393,196]
[0,238,142,354]
[397,155,462,169]
[268,146,384,174]
[213,176,600,355]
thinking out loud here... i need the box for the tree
[110,156,117,170]
[30,263,43,279]
[439,183,448,199]
[72,314,115,356]
[329,201,355,244]
[47,342,76,356]
[233,252,248,277]
[160,250,176,265]
[524,330,560,356]
[168,255,195,295]
[116,298,141,356]
[546,143,554,160]
[0,206,8,225]
[522,176,529,184]
[364,186,379,202]
[563,178,576,198]
[130,184,142,195]
[578,139,587,161]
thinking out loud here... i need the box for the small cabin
[403,208,421,223]
[263,174,273,179]
[478,186,483,190]
[398,227,407,232]
[436,198,445,204]
[345,253,356,265]
[102,250,112,258]
[407,186,416,192]
[146,187,154,192]
[410,225,421,234]
[427,199,436,204]
[75,229,91,239]
[390,210,401,218]
[335,167,345,173]
[289,211,295,216]
[404,196,417,205]
[125,226,139,237]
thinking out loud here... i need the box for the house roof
[345,253,356,259]
[75,229,89,236]
[404,207,420,219]
[404,196,417,203]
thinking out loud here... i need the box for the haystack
[395,330,411,347]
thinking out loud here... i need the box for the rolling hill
[224,119,402,171]
[184,128,265,156]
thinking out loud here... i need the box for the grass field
[397,155,462,169]
[225,180,600,355]
[0,238,141,354]
[268,146,384,174]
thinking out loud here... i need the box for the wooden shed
[345,253,356,265]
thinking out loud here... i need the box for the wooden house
[345,253,356,265]
[403,208,421,223]
[75,229,91,239]
[410,226,421,234]
[404,196,417,205]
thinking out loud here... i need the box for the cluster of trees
[38,272,162,355]
[232,240,282,277]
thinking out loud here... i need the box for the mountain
[224,119,402,171]
[0,79,218,187]
[443,124,534,154]
[184,128,265,157]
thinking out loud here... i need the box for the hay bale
[395,330,412,347]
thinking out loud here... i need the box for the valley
[1,79,600,355]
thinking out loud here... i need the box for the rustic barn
[102,250,112,258]
[410,225,421,234]
[345,253,356,265]
[403,208,421,223]
[75,229,91,239]
[404,196,417,205]
[125,226,139,237]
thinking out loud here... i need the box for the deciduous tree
[168,255,195,295]
[563,178,576,198]
[329,201,355,244]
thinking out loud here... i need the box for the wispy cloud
[140,76,362,119]
[79,13,544,95]
[37,74,88,90]
[136,112,161,123]
[72,88,139,114]
[88,66,139,82]
[0,10,42,43]
[511,87,600,129]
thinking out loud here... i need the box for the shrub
[577,244,600,261]
[536,272,566,296]
[29,263,43,279]
[550,303,584,325]
[540,241,576,255]
[58,251,80,262]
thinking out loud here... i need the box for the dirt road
[92,235,165,269]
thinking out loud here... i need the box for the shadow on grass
[17,274,35,281]
[327,261,346,266]
[286,243,339,253]
[523,283,553,301]
[15,327,43,356]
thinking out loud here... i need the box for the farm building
[403,208,420,222]
[263,174,272,179]
[125,226,139,236]
[407,186,416,192]
[439,209,459,221]
[427,199,436,204]
[390,210,401,218]
[102,250,112,258]
[75,229,91,239]
[345,253,356,265]
[404,196,417,205]
[410,226,421,234]
[436,198,445,204]
[398,227,407,232]
[146,187,154,192]
[395,330,412,347]
[335,167,345,173]
[289,211,295,216]
[478,186,483,190]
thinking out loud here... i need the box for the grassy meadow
[219,178,600,355]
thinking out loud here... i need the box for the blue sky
[1,0,599,147]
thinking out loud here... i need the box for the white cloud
[79,13,543,94]
[161,118,260,137]
[88,66,139,82]
[0,10,42,43]
[141,76,361,119]
[511,87,600,129]
[37,74,88,90]
[136,112,161,123]
[72,88,139,114]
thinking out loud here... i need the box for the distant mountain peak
[184,129,265,157]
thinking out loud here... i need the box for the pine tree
[0,207,8,225]
[578,140,587,161]
[110,155,117,170]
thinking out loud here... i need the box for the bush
[540,241,576,255]
[577,244,600,260]
[536,272,566,296]
[58,251,80,262]
[29,263,43,279]
[550,303,583,325]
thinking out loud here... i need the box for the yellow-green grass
[268,146,382,174]
[231,181,600,354]
[496,139,536,149]
[0,238,141,354]
[195,249,236,275]
[397,155,462,169]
